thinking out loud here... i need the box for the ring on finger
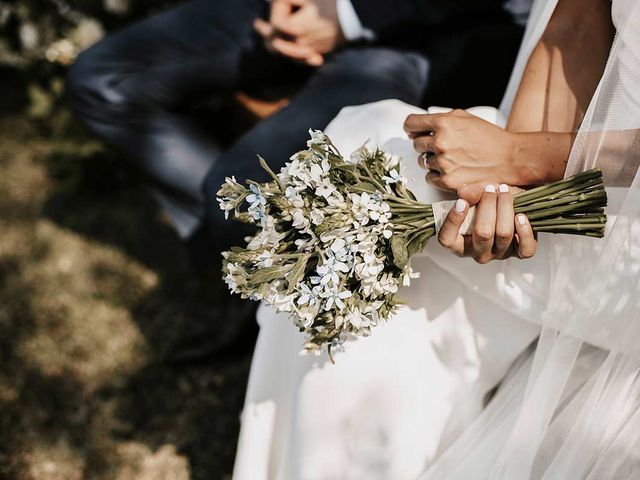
[419,152,435,169]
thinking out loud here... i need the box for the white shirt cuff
[336,0,376,42]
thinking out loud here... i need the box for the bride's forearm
[501,0,612,187]
[506,0,613,134]
[507,131,575,186]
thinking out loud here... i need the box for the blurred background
[1,1,254,478]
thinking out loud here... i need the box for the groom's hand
[254,0,344,67]
[404,110,521,191]
[437,183,537,264]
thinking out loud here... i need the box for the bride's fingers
[437,199,469,256]
[413,134,438,154]
[424,154,443,174]
[494,184,515,258]
[403,113,440,135]
[425,171,451,190]
[471,185,497,264]
[418,153,437,170]
[514,214,537,259]
[418,152,428,169]
[457,183,485,205]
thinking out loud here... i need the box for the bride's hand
[437,183,537,264]
[403,110,520,191]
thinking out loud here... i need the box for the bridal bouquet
[217,131,607,357]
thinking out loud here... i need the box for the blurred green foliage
[0,0,180,193]
[0,0,180,119]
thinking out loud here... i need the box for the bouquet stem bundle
[357,164,606,269]
[217,131,607,355]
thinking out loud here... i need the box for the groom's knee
[325,48,430,103]
[66,43,132,129]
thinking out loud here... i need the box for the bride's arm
[508,0,614,133]
[505,0,615,183]
[404,0,615,190]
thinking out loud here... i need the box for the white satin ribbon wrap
[432,201,477,236]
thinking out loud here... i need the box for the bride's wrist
[503,131,535,186]
[508,132,573,186]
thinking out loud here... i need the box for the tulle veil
[418,0,640,478]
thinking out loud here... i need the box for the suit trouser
[66,0,429,255]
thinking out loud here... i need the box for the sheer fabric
[419,0,640,478]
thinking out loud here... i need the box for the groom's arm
[349,0,506,36]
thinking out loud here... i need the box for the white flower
[285,186,305,207]
[345,307,368,328]
[345,231,377,253]
[296,307,317,328]
[291,209,310,230]
[350,192,391,226]
[354,251,385,280]
[348,144,369,164]
[325,191,346,207]
[224,263,247,293]
[330,238,347,255]
[308,158,331,184]
[297,284,322,307]
[255,251,275,268]
[271,292,296,312]
[315,181,337,199]
[376,272,399,295]
[218,198,234,219]
[310,209,325,225]
[295,237,317,252]
[307,129,325,146]
[321,289,352,311]
[217,176,243,219]
[247,216,285,250]
[313,252,351,287]
[382,168,407,185]
[383,154,400,170]
[246,184,267,221]
[369,202,391,222]
[402,264,421,287]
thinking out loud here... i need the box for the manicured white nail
[499,184,509,193]
[484,184,496,193]
[455,199,467,212]
[517,214,527,225]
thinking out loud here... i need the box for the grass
[0,113,253,480]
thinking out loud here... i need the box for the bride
[233,0,640,478]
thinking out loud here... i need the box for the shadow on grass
[2,115,256,478]
[42,170,255,478]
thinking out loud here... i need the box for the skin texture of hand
[437,183,537,264]
[254,0,344,67]
[404,109,521,191]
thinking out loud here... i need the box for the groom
[67,0,526,359]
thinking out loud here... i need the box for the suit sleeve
[349,0,505,35]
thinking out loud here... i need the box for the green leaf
[287,254,310,293]
[257,155,284,191]
[407,233,428,258]
[249,265,290,285]
[332,164,358,172]
[351,182,377,192]
[390,235,409,269]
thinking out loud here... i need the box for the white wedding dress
[233,0,640,478]
[232,100,547,480]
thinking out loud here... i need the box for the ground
[0,112,253,480]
